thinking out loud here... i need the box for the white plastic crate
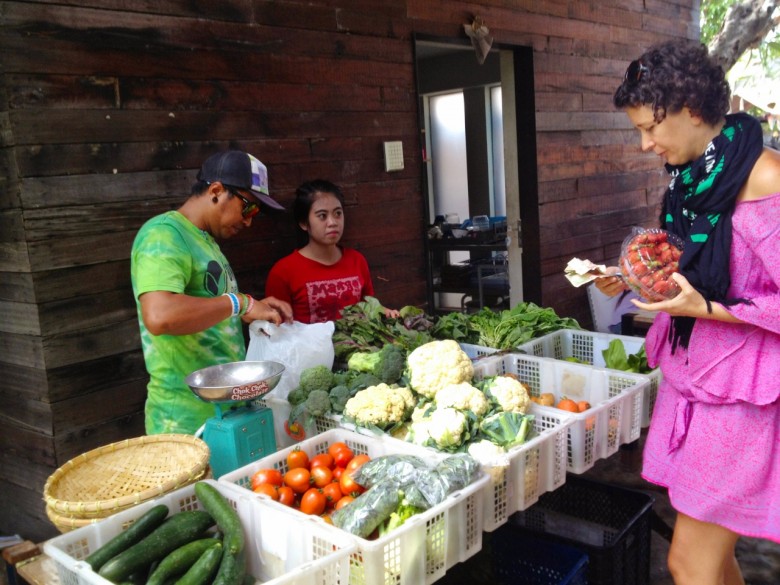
[256,394,343,450]
[219,428,489,585]
[458,342,500,360]
[43,479,356,585]
[472,354,647,474]
[381,405,574,533]
[517,329,661,427]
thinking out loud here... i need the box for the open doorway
[414,36,540,313]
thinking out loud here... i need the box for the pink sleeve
[726,200,780,335]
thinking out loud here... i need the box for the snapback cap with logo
[197,150,285,211]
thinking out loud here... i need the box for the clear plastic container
[619,227,684,302]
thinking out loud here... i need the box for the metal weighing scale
[186,360,284,478]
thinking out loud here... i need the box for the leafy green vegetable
[432,302,581,350]
[378,495,425,537]
[332,297,434,362]
[478,411,534,448]
[601,339,651,373]
[430,311,478,343]
[331,483,400,538]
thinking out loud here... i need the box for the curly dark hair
[613,39,730,125]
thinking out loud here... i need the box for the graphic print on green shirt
[131,211,246,434]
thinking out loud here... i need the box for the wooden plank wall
[0,0,695,541]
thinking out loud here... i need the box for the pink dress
[642,192,780,543]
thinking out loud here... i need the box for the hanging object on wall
[464,16,493,65]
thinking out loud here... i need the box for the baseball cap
[197,150,285,211]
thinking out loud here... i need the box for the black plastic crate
[438,523,588,585]
[512,475,654,585]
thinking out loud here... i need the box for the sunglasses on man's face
[624,60,650,85]
[229,189,261,219]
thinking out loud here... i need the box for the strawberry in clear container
[619,227,684,302]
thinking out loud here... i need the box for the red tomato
[334,495,355,510]
[331,466,346,481]
[345,454,370,475]
[309,453,335,469]
[251,468,283,490]
[310,465,333,488]
[339,471,365,497]
[277,485,296,507]
[322,482,343,508]
[327,442,349,459]
[284,467,311,494]
[253,483,279,501]
[287,447,310,470]
[300,488,327,516]
[332,446,354,468]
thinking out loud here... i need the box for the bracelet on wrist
[222,292,240,317]
[245,295,255,315]
[237,293,247,317]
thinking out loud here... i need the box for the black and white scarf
[661,112,763,351]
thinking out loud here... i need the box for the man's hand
[244,296,293,325]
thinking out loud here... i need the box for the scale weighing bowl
[185,360,285,404]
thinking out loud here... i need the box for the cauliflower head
[467,439,507,463]
[406,340,474,400]
[435,382,489,417]
[488,376,531,413]
[426,407,468,450]
[343,383,416,429]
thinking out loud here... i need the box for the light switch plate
[383,141,404,172]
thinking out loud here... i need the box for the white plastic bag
[246,320,335,400]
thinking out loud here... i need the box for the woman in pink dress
[597,39,780,584]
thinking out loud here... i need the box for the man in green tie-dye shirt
[131,151,292,435]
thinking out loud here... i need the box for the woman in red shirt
[265,180,397,323]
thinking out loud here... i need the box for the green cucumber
[147,539,220,585]
[98,510,214,583]
[173,542,222,585]
[116,572,146,585]
[213,545,246,585]
[194,482,244,555]
[84,504,169,571]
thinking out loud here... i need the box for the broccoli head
[347,344,406,384]
[329,385,351,413]
[332,370,352,387]
[287,385,308,406]
[305,389,332,417]
[299,365,335,394]
[349,372,382,394]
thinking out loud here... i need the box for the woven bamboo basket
[43,434,211,524]
[45,505,102,533]
[45,466,212,534]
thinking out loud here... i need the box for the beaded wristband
[245,295,255,315]
[222,292,240,316]
[237,293,249,317]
